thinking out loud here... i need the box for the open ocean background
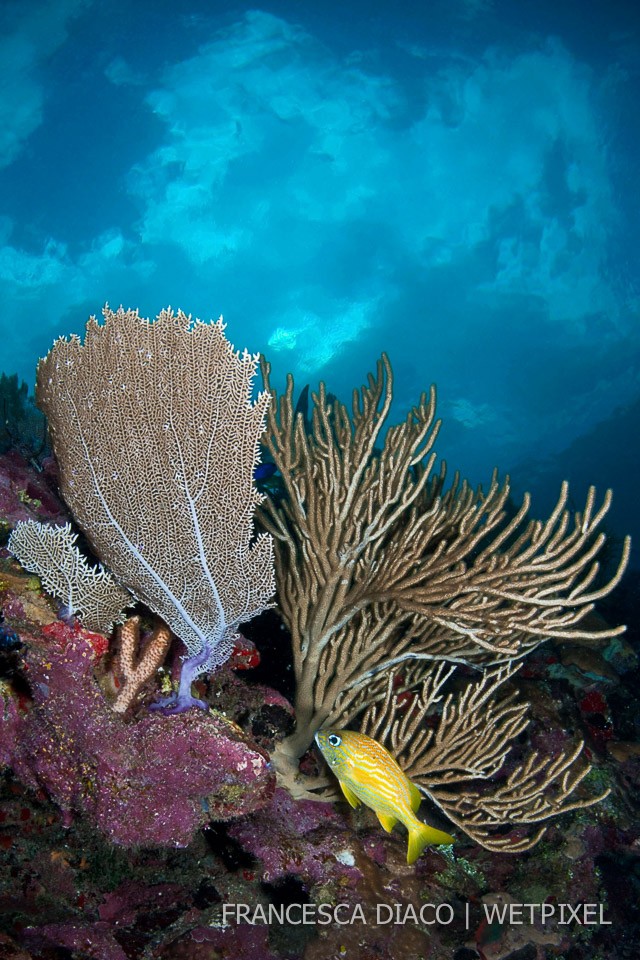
[1,0,638,563]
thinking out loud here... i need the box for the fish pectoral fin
[409,781,423,813]
[407,823,455,865]
[376,811,398,833]
[339,781,362,809]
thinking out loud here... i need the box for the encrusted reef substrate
[0,622,275,847]
[2,762,638,960]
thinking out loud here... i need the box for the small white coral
[8,520,131,632]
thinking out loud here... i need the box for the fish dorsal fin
[409,781,422,813]
[376,811,398,833]
[340,780,361,809]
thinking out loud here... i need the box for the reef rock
[0,452,67,535]
[0,621,275,846]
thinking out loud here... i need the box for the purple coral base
[150,643,216,713]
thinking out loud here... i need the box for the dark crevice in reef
[240,608,296,702]
[261,876,316,958]
[202,822,258,871]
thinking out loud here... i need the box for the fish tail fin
[407,822,455,865]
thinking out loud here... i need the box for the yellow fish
[315,729,454,865]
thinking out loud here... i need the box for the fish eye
[328,734,341,746]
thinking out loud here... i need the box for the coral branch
[260,353,628,843]
[112,615,173,714]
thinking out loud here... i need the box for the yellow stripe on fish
[315,728,454,865]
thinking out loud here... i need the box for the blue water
[1,0,638,558]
